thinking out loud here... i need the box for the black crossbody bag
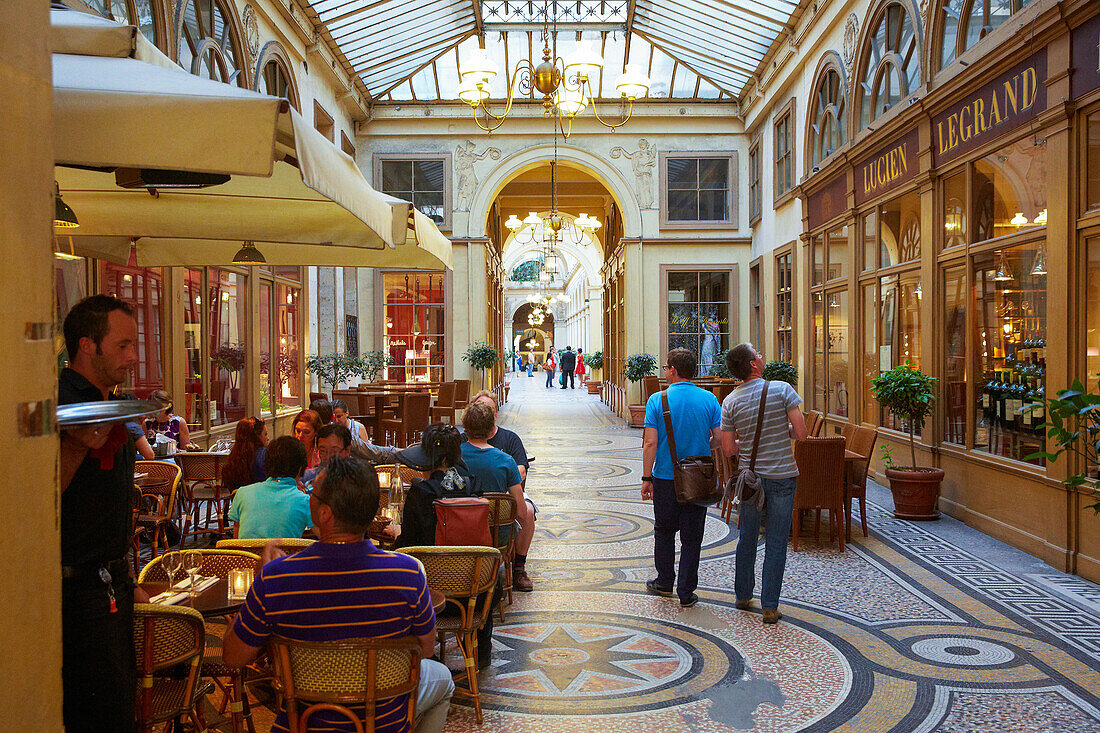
[661,391,721,505]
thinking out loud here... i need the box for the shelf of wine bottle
[975,333,1046,465]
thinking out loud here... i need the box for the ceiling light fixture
[993,250,1014,281]
[1030,243,1047,276]
[54,182,79,229]
[232,241,266,264]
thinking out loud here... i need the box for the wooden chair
[380,392,431,448]
[792,437,847,551]
[176,452,230,540]
[804,410,825,437]
[132,603,210,733]
[268,635,421,733]
[643,375,661,403]
[402,546,501,724]
[845,425,879,540]
[132,460,183,562]
[428,381,456,425]
[484,492,519,617]
[216,537,317,556]
[451,379,471,423]
[309,391,327,404]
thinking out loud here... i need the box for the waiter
[58,294,142,732]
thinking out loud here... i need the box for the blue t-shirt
[644,382,722,480]
[227,477,311,539]
[459,442,522,493]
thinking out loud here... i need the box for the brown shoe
[762,609,783,624]
[513,567,533,592]
[734,598,752,610]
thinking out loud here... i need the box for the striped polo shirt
[232,540,435,733]
[721,379,803,479]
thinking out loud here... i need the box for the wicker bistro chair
[139,548,261,583]
[483,492,519,617]
[216,537,317,556]
[845,425,879,540]
[132,460,183,564]
[792,437,847,551]
[132,603,211,733]
[401,546,501,725]
[380,392,432,448]
[451,379,471,423]
[268,635,422,733]
[176,452,231,541]
[428,381,456,425]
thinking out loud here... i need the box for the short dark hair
[263,435,308,479]
[317,423,352,449]
[462,401,496,440]
[315,456,379,534]
[666,348,697,379]
[329,398,348,412]
[726,343,758,381]
[63,294,135,361]
[308,399,333,424]
[421,423,463,469]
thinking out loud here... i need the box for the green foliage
[872,361,937,469]
[510,259,543,282]
[1024,377,1100,513]
[879,444,895,471]
[762,360,798,387]
[708,349,732,378]
[463,342,500,371]
[623,353,658,383]
[586,350,604,371]
[357,350,393,382]
[306,353,359,393]
[211,344,246,389]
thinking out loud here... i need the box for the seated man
[227,435,311,539]
[331,399,400,463]
[460,402,535,592]
[222,456,454,733]
[469,390,537,592]
[303,423,353,484]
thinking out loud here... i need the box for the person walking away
[720,343,807,624]
[58,295,142,732]
[544,347,557,389]
[559,346,577,389]
[575,348,586,384]
[641,348,721,608]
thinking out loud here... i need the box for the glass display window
[1087,112,1100,214]
[54,256,87,371]
[943,265,967,445]
[813,291,826,412]
[383,272,446,382]
[666,270,731,375]
[943,172,968,250]
[102,263,164,397]
[275,283,300,410]
[972,139,1047,244]
[875,273,922,430]
[207,268,247,427]
[259,281,272,415]
[827,225,849,281]
[775,252,794,362]
[826,289,850,418]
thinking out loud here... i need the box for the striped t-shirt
[232,540,435,733]
[721,379,803,479]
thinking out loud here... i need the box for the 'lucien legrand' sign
[933,50,1046,166]
[1071,11,1100,100]
[854,127,920,206]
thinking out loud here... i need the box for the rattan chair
[176,452,230,540]
[428,381,456,425]
[139,548,260,583]
[792,437,847,551]
[132,603,210,733]
[380,392,432,448]
[845,425,879,540]
[268,635,421,733]
[401,546,501,724]
[216,537,317,556]
[484,492,518,617]
[132,460,183,563]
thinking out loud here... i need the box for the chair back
[847,425,879,488]
[401,546,501,632]
[309,391,327,404]
[269,635,421,733]
[452,380,471,408]
[793,437,846,510]
[400,392,432,432]
[216,537,316,556]
[435,381,456,409]
[176,452,227,484]
[139,548,260,583]
[135,460,183,517]
[643,375,660,403]
[332,389,360,411]
[483,492,518,551]
[841,423,857,444]
[805,410,825,437]
[132,603,205,726]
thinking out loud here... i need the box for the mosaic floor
[232,375,1100,732]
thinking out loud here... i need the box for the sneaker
[513,567,534,592]
[734,598,752,610]
[680,593,699,608]
[762,609,783,624]
[645,579,673,597]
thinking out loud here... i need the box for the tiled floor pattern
[232,376,1100,732]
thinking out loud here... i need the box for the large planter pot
[884,467,945,520]
[587,380,602,394]
[628,404,646,428]
[504,384,510,402]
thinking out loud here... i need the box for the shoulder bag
[661,391,721,505]
[726,381,771,512]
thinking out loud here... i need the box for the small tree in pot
[463,342,500,391]
[306,353,358,395]
[585,350,605,392]
[624,353,658,427]
[871,361,943,519]
[357,349,393,383]
[762,360,798,387]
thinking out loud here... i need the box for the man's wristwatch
[641,475,653,482]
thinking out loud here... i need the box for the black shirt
[560,350,577,372]
[488,427,528,472]
[58,368,135,566]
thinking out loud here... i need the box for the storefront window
[879,190,921,266]
[813,292,826,411]
[1086,240,1100,476]
[862,212,878,272]
[208,268,247,427]
[383,272,446,382]
[861,282,877,426]
[827,225,849,281]
[667,271,731,375]
[827,289,850,418]
[259,281,272,415]
[973,242,1047,466]
[943,172,967,250]
[812,234,825,286]
[183,269,203,428]
[103,263,164,397]
[775,252,793,362]
[276,283,301,410]
[1087,112,1100,213]
[944,265,967,445]
[877,273,922,429]
[972,140,1047,244]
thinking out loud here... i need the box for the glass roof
[301,0,800,102]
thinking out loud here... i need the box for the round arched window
[810,67,846,167]
[256,43,301,111]
[178,0,245,87]
[936,0,1031,72]
[858,2,921,129]
[85,0,161,49]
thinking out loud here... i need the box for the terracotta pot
[884,467,945,520]
[504,385,511,402]
[628,404,646,428]
[587,380,602,394]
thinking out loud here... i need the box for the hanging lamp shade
[54,182,79,228]
[564,40,603,80]
[231,241,266,264]
[615,64,650,99]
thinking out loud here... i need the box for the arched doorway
[512,302,554,368]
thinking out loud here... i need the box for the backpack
[394,470,483,549]
[434,497,492,546]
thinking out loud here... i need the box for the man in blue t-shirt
[641,348,722,608]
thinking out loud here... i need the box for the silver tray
[57,399,163,427]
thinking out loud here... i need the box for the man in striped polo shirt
[720,343,808,624]
[222,456,454,732]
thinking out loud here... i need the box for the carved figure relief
[242,4,259,77]
[454,140,501,212]
[842,13,860,79]
[610,139,656,210]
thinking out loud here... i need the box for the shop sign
[854,128,920,206]
[807,173,847,231]
[933,50,1047,166]
[1071,11,1100,100]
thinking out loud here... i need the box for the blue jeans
[734,476,797,610]
[545,369,555,387]
[652,477,708,602]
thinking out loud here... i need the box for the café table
[140,576,243,618]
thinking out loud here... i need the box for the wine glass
[162,552,183,591]
[182,551,202,600]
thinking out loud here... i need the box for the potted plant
[871,361,943,519]
[624,352,658,427]
[357,349,393,384]
[709,349,732,379]
[762,359,798,387]
[586,350,605,394]
[306,353,358,395]
[211,344,246,405]
[1025,377,1100,513]
[463,342,500,391]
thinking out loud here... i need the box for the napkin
[151,576,219,605]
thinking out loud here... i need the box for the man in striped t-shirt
[720,343,807,624]
[222,456,454,733]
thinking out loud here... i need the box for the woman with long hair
[222,416,269,492]
[293,409,324,469]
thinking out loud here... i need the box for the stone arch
[501,219,603,285]
[467,143,642,239]
[804,51,849,170]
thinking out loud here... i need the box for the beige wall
[0,0,64,729]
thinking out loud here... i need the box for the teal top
[228,477,311,540]
[459,443,522,493]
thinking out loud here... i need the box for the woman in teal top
[228,436,311,539]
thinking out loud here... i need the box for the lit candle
[379,473,391,489]
[228,569,252,600]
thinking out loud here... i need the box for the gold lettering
[1003,75,1019,116]
[937,120,949,155]
[948,115,959,149]
[973,97,987,134]
[1021,66,1037,111]
[959,106,972,142]
[898,144,909,175]
[990,91,1002,126]
[877,157,886,188]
